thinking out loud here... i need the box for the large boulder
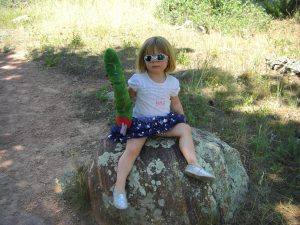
[88,128,249,225]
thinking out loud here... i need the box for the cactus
[104,48,132,134]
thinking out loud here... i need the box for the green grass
[179,60,299,224]
[176,50,191,66]
[155,0,271,34]
[56,164,90,212]
[96,86,110,102]
[0,6,28,28]
[1,44,15,53]
[28,44,102,76]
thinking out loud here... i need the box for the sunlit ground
[275,202,300,225]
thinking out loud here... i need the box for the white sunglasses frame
[144,53,168,62]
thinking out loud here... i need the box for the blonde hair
[137,36,176,73]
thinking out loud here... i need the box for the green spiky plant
[104,48,133,134]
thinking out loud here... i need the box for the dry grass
[275,202,300,225]
[3,1,299,75]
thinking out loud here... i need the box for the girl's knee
[124,138,146,157]
[178,123,192,134]
[170,123,192,137]
[124,145,142,158]
[185,123,192,132]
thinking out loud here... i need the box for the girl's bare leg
[158,123,198,165]
[159,123,215,180]
[114,137,147,193]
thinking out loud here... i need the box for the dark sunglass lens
[157,54,165,61]
[144,55,152,62]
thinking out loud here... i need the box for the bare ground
[1,49,299,225]
[0,51,109,225]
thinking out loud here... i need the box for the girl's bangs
[145,41,167,55]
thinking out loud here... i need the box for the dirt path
[0,51,108,225]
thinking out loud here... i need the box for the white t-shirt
[128,72,180,118]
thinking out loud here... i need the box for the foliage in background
[296,9,300,21]
[254,0,300,18]
[155,0,271,33]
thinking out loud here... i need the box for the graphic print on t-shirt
[128,72,180,117]
[155,98,166,108]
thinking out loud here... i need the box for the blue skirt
[108,112,186,143]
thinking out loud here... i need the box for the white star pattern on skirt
[108,112,186,143]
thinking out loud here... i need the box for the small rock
[12,15,30,23]
[266,57,300,76]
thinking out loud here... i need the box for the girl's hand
[120,123,127,136]
[128,87,137,98]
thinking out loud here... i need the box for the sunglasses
[144,53,168,62]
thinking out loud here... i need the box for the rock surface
[266,57,300,76]
[88,128,249,225]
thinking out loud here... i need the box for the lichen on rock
[146,158,165,175]
[145,137,176,149]
[89,128,249,225]
[128,165,146,196]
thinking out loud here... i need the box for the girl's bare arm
[128,87,137,98]
[170,96,184,115]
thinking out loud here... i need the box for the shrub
[96,86,110,102]
[156,0,271,33]
[56,165,90,211]
[254,0,300,18]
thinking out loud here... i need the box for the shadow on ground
[25,45,300,225]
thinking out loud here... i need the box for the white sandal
[113,188,128,209]
[184,164,215,181]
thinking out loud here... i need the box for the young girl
[108,36,215,210]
